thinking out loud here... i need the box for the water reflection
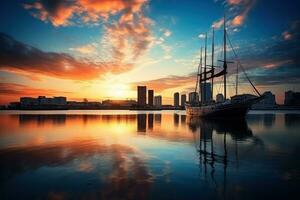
[0,111,299,200]
[187,117,267,199]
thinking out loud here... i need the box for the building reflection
[173,114,179,127]
[19,114,66,126]
[148,114,154,130]
[263,114,275,127]
[180,115,186,125]
[137,114,147,133]
[285,114,300,127]
[247,114,276,128]
[154,114,161,124]
[18,114,138,127]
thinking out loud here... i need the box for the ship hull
[186,97,262,118]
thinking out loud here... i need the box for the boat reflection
[187,117,264,199]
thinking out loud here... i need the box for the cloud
[104,13,154,62]
[228,0,242,5]
[23,0,153,62]
[212,18,224,29]
[23,0,75,27]
[282,20,300,41]
[198,33,206,39]
[0,33,133,80]
[131,73,196,92]
[163,29,172,37]
[230,0,256,27]
[212,0,256,29]
[69,43,96,54]
[23,0,146,26]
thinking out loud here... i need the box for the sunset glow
[0,0,300,104]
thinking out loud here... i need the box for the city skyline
[1,0,300,105]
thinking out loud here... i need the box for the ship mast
[199,47,203,103]
[223,14,227,100]
[204,32,207,104]
[211,28,215,101]
[235,62,239,96]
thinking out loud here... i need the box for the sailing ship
[186,15,263,118]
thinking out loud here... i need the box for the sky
[0,0,300,105]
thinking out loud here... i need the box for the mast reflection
[187,117,254,199]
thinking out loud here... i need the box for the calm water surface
[0,110,300,200]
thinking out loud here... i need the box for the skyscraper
[189,92,199,103]
[154,96,162,107]
[174,92,179,107]
[181,94,186,107]
[148,90,154,106]
[137,86,146,106]
[201,82,212,103]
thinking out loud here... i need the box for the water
[0,110,299,200]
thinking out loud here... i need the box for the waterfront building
[284,90,300,106]
[201,82,212,103]
[148,90,154,106]
[154,95,162,107]
[188,92,199,103]
[20,96,67,106]
[137,86,147,106]
[181,94,187,107]
[174,92,179,107]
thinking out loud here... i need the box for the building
[174,92,179,107]
[154,95,162,107]
[216,93,224,103]
[148,90,154,106]
[52,97,67,105]
[20,97,38,106]
[253,91,276,109]
[137,86,147,106]
[284,90,300,106]
[181,94,187,107]
[188,92,199,103]
[20,96,67,106]
[201,82,212,103]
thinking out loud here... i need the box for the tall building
[154,95,162,107]
[137,86,146,106]
[201,82,212,103]
[181,94,187,107]
[284,90,300,106]
[216,93,224,103]
[188,92,199,103]
[174,92,179,107]
[148,90,154,106]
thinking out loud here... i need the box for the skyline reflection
[0,111,300,199]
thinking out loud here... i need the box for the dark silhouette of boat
[186,15,263,118]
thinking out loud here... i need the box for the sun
[108,84,132,99]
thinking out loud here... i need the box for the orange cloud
[212,18,224,29]
[230,0,255,27]
[212,0,255,28]
[228,0,242,5]
[0,33,133,81]
[24,0,153,62]
[131,74,196,92]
